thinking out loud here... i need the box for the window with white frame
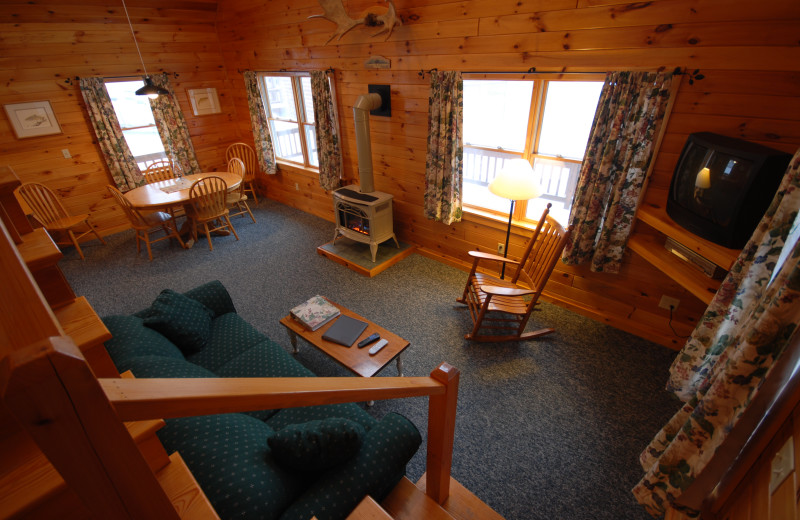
[105,80,167,170]
[462,76,604,224]
[260,73,318,168]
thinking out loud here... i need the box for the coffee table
[279,299,409,379]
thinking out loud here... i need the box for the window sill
[462,206,539,234]
[276,160,319,177]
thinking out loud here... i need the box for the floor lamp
[488,159,542,279]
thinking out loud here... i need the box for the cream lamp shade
[695,167,712,189]
[489,159,542,201]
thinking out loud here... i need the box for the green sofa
[101,280,421,520]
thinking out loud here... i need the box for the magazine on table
[290,295,340,331]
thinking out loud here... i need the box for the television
[666,132,792,249]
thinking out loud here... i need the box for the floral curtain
[310,70,343,191]
[78,77,143,191]
[148,73,201,176]
[562,70,675,273]
[633,149,800,517]
[243,71,277,175]
[424,71,463,225]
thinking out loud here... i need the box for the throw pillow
[267,418,365,473]
[142,289,214,354]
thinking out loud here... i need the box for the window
[260,73,318,168]
[462,76,603,223]
[105,80,166,170]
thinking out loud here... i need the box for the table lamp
[489,158,542,278]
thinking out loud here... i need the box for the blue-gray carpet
[60,200,680,520]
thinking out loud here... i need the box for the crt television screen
[672,141,754,228]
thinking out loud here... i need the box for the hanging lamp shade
[135,76,169,99]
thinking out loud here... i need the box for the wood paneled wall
[1,0,799,348]
[0,0,239,234]
[216,0,800,347]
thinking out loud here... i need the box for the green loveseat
[101,280,421,520]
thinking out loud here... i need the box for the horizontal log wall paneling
[0,0,240,237]
[216,0,799,348]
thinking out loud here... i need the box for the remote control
[369,339,388,355]
[357,333,380,348]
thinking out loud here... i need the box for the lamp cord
[121,0,149,78]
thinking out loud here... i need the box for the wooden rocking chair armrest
[480,285,534,297]
[468,250,520,265]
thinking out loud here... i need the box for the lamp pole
[501,199,515,279]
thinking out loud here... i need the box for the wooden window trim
[260,72,318,170]
[462,74,604,224]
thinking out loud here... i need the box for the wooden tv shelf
[631,196,740,305]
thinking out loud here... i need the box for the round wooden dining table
[124,171,243,248]
[124,171,242,210]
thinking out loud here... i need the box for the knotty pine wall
[1,0,799,348]
[216,0,800,347]
[0,0,238,235]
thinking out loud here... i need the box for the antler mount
[309,0,402,45]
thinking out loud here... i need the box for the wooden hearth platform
[317,237,415,277]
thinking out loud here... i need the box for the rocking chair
[457,203,571,342]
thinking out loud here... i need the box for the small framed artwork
[4,100,62,139]
[188,88,221,116]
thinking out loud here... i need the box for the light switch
[61,148,71,159]
[769,436,794,494]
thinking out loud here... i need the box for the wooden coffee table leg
[287,329,298,354]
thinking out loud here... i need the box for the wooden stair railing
[1,210,461,515]
[100,364,461,506]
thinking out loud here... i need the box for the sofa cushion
[183,280,237,318]
[268,418,365,474]
[122,355,217,379]
[101,315,184,367]
[211,338,316,421]
[277,413,422,520]
[186,312,270,372]
[142,289,214,354]
[266,401,377,432]
[158,413,305,520]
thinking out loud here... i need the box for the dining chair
[187,176,239,251]
[225,157,256,224]
[16,182,106,260]
[456,203,571,342]
[225,142,259,204]
[142,160,175,184]
[107,186,185,261]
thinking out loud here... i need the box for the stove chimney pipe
[353,93,382,193]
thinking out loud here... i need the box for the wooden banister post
[1,337,180,520]
[425,362,459,505]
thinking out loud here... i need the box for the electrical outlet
[61,148,71,159]
[659,295,680,310]
[294,183,299,191]
[497,243,505,255]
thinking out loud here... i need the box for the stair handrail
[100,365,460,505]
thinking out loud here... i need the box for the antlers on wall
[309,0,402,45]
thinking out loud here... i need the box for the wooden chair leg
[170,221,185,249]
[203,221,214,251]
[247,181,258,204]
[243,202,256,223]
[465,294,492,340]
[67,229,85,260]
[225,216,239,240]
[144,231,154,261]
[88,220,106,245]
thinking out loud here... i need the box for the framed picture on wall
[4,100,62,139]
[188,88,221,116]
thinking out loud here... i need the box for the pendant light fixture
[121,0,168,99]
